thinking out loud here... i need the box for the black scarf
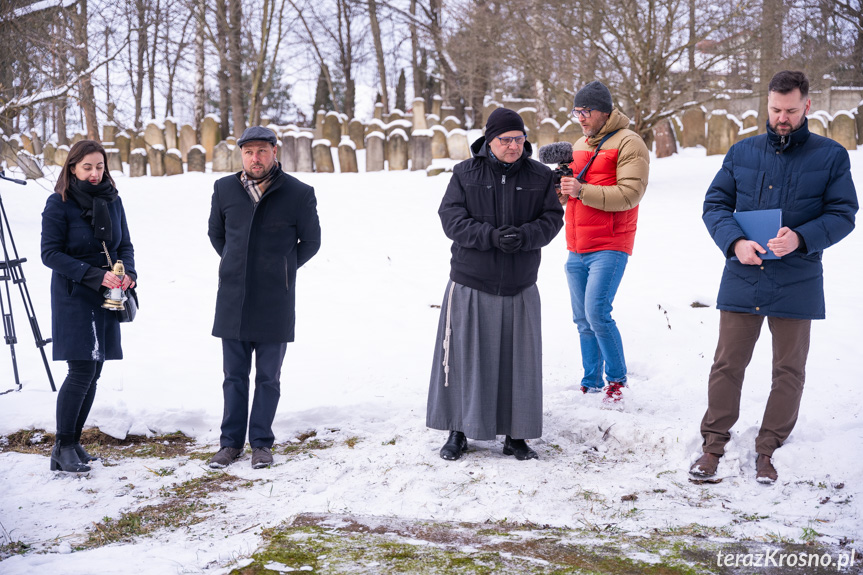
[67,177,119,242]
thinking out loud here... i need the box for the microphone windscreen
[538,141,573,165]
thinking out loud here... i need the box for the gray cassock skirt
[426,280,543,440]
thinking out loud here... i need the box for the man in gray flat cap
[207,126,321,469]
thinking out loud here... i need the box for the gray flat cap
[237,126,277,147]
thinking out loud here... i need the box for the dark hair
[54,139,115,200]
[768,70,809,98]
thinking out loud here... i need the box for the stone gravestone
[337,136,358,173]
[144,122,167,150]
[71,132,85,145]
[106,147,123,174]
[431,95,443,118]
[132,131,147,152]
[829,112,857,150]
[20,133,34,154]
[312,140,334,173]
[348,119,365,150]
[412,97,428,131]
[705,111,738,156]
[295,133,314,172]
[200,116,220,160]
[16,151,44,179]
[365,132,385,172]
[103,124,117,145]
[2,136,20,167]
[179,124,196,161]
[808,114,828,137]
[280,132,297,172]
[230,144,242,172]
[212,141,232,172]
[42,142,56,166]
[446,129,471,161]
[54,145,70,168]
[29,131,43,155]
[442,116,462,133]
[322,112,341,147]
[165,148,184,176]
[538,119,560,148]
[187,146,206,173]
[517,108,538,142]
[558,120,583,143]
[387,130,409,170]
[164,119,179,151]
[652,119,677,159]
[681,107,707,148]
[482,102,500,127]
[148,145,166,177]
[411,130,433,171]
[741,111,758,131]
[373,102,384,121]
[129,148,148,177]
[115,132,131,163]
[431,126,448,159]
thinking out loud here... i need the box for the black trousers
[220,339,287,449]
[56,360,104,446]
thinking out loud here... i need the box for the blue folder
[732,209,782,260]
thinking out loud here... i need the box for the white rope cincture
[442,281,456,387]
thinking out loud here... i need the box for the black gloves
[492,225,522,253]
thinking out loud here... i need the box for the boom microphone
[538,141,573,165]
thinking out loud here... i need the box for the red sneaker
[603,382,625,403]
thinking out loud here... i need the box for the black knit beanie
[484,108,526,142]
[573,81,613,114]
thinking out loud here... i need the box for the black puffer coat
[439,137,564,296]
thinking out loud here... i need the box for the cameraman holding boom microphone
[559,81,649,401]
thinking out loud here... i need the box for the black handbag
[119,287,138,323]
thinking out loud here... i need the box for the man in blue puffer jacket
[690,71,858,484]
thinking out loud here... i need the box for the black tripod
[0,168,55,393]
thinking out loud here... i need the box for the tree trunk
[248,0,274,126]
[134,0,147,130]
[193,0,206,126]
[69,0,99,140]
[757,0,784,133]
[54,12,69,145]
[215,0,231,138]
[410,0,421,104]
[227,0,246,135]
[147,0,162,120]
[368,0,389,113]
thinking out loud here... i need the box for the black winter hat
[237,126,277,148]
[484,108,526,142]
[573,81,613,114]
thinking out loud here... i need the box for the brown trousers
[700,311,811,457]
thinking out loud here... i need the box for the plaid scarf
[240,161,282,204]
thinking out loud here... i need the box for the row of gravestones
[666,105,862,158]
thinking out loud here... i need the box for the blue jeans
[564,250,629,389]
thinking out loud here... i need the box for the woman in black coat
[41,140,136,473]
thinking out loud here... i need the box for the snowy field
[0,144,861,574]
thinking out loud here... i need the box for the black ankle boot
[503,436,538,461]
[440,431,468,461]
[50,443,90,473]
[74,444,99,463]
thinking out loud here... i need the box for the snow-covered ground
[0,145,861,574]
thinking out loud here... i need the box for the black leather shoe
[74,443,99,463]
[439,431,468,461]
[503,436,538,461]
[50,443,90,473]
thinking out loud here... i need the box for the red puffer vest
[565,146,639,254]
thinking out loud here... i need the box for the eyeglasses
[571,107,594,119]
[496,135,527,147]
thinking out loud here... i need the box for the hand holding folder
[732,209,782,262]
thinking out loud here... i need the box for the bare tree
[367,0,389,112]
